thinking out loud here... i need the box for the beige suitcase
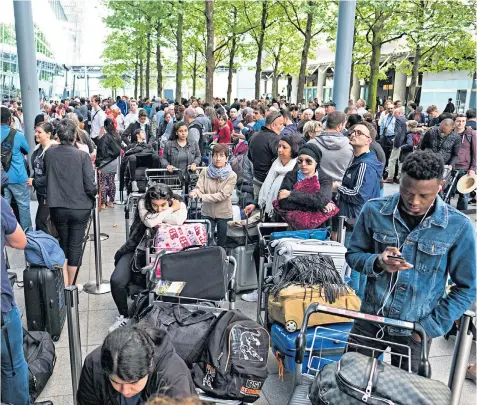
[268,284,361,332]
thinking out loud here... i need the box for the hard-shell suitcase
[23,266,66,341]
[229,244,257,292]
[271,239,347,279]
[271,322,353,374]
[267,285,361,333]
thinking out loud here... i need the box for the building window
[456,90,467,114]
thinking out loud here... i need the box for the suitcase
[7,271,17,288]
[267,285,361,332]
[134,167,147,192]
[231,188,239,205]
[229,244,257,292]
[271,322,353,374]
[271,239,347,279]
[23,266,66,341]
[187,197,202,220]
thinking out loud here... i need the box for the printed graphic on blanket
[153,224,207,252]
[230,326,267,362]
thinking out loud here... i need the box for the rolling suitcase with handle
[23,266,66,341]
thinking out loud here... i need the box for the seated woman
[77,325,196,405]
[273,143,339,230]
[189,143,237,248]
[243,135,300,220]
[110,184,187,331]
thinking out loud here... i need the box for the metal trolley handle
[295,303,431,378]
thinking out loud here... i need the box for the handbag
[133,301,216,365]
[309,351,451,405]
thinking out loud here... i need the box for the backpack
[189,122,205,153]
[24,231,66,270]
[193,310,270,403]
[22,328,56,402]
[1,128,16,171]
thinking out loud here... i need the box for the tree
[205,0,215,104]
[278,0,334,104]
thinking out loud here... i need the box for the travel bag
[229,243,257,292]
[271,239,347,279]
[153,223,208,254]
[268,285,361,333]
[309,351,451,405]
[193,310,270,403]
[271,322,353,374]
[24,231,65,271]
[23,328,56,402]
[23,265,66,341]
[270,228,329,241]
[132,301,216,366]
[187,197,202,219]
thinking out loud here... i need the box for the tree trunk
[271,40,283,99]
[254,1,268,100]
[134,53,138,99]
[156,23,163,98]
[145,19,151,99]
[226,9,238,106]
[205,0,215,104]
[408,44,421,103]
[139,56,144,100]
[175,1,183,103]
[367,29,382,113]
[296,11,313,104]
[192,50,198,97]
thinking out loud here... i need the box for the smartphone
[389,254,406,262]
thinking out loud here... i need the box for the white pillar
[350,73,360,103]
[317,67,326,104]
[393,71,407,103]
[290,76,299,104]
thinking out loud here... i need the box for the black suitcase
[23,266,66,341]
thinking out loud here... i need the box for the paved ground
[6,183,476,404]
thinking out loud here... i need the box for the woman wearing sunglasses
[77,324,195,405]
[273,143,339,230]
[109,184,187,332]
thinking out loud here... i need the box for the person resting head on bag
[110,183,187,332]
[273,143,339,230]
[77,324,196,405]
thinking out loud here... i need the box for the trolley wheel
[285,320,297,333]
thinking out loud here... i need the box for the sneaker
[76,284,84,293]
[131,181,139,192]
[109,315,130,332]
[241,290,258,302]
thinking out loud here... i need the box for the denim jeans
[345,231,367,300]
[202,216,231,248]
[1,306,30,405]
[451,169,469,211]
[4,182,32,231]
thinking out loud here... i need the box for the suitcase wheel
[285,320,297,333]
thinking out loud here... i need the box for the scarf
[207,163,233,181]
[258,158,297,216]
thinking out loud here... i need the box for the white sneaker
[241,290,258,302]
[75,284,84,293]
[109,315,130,332]
[131,181,139,192]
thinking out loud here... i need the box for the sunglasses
[349,129,371,138]
[297,157,315,165]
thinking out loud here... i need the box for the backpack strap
[26,232,55,270]
[1,128,16,146]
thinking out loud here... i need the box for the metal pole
[332,0,356,111]
[448,310,475,405]
[84,169,111,294]
[65,286,82,404]
[116,153,126,205]
[13,0,40,163]
[337,216,346,245]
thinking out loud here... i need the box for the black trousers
[35,195,50,234]
[49,207,91,267]
[110,252,134,317]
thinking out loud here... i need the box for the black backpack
[1,128,16,171]
[193,310,269,403]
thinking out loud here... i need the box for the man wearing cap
[321,102,336,128]
[452,114,476,210]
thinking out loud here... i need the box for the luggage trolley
[124,192,144,240]
[440,168,459,204]
[187,166,206,191]
[145,168,185,197]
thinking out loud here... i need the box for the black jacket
[122,121,154,146]
[160,140,201,174]
[77,330,196,405]
[44,144,97,209]
[96,132,121,168]
[114,206,146,265]
[393,116,407,148]
[247,127,280,183]
[31,145,51,197]
[420,127,461,166]
[278,165,332,211]
[119,142,157,190]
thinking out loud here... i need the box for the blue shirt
[120,393,140,405]
[253,119,265,132]
[1,197,18,313]
[1,125,29,183]
[346,193,476,338]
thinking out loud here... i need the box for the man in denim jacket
[346,150,476,373]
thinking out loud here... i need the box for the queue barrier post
[65,286,82,404]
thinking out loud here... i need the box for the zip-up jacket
[337,151,383,219]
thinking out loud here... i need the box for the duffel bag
[309,351,451,405]
[133,301,216,366]
[22,328,56,402]
[267,285,361,333]
[270,228,329,241]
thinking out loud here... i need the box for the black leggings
[111,252,134,317]
[35,195,50,234]
[49,207,91,267]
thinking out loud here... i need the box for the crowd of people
[1,90,476,405]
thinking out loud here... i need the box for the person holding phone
[109,184,187,332]
[345,150,476,373]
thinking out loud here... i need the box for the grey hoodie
[308,131,354,183]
